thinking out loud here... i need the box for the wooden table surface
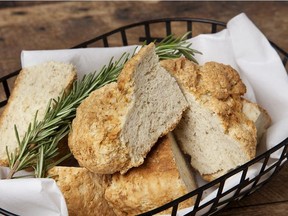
[0,1,287,216]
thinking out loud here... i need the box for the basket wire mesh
[0,18,287,216]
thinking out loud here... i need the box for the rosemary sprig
[6,53,130,179]
[155,32,202,63]
[6,33,201,179]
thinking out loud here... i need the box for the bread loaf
[68,43,188,174]
[105,134,197,215]
[48,166,116,216]
[161,58,270,181]
[0,62,76,166]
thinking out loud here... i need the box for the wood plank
[238,164,288,206]
[218,164,288,215]
[0,1,287,77]
[0,1,53,9]
[218,201,288,216]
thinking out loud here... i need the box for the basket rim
[71,17,227,48]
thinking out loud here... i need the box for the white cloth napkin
[227,14,288,158]
[1,13,287,216]
[186,13,288,158]
[21,46,138,80]
[0,168,68,216]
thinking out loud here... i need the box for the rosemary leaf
[14,125,22,147]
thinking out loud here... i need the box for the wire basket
[0,18,288,216]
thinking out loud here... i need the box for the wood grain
[0,1,287,77]
[215,164,288,215]
[0,1,287,215]
[219,201,288,216]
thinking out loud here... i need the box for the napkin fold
[228,13,288,158]
[1,13,287,216]
[21,46,138,80]
[0,167,68,216]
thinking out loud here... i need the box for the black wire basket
[0,18,288,216]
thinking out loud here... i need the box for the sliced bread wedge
[0,62,76,166]
[161,58,270,181]
[105,134,197,216]
[68,43,188,174]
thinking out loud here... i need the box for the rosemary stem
[7,159,20,179]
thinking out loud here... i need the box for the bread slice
[47,166,116,216]
[161,58,262,181]
[105,134,197,216]
[242,98,271,143]
[68,43,188,174]
[0,62,76,166]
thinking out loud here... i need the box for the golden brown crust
[161,58,258,180]
[68,82,130,174]
[161,57,255,137]
[69,45,159,175]
[0,158,9,166]
[161,58,246,99]
[241,98,271,145]
[69,43,187,175]
[105,136,195,215]
[0,69,27,166]
[202,172,222,182]
[198,62,246,99]
[160,57,199,93]
[48,166,116,216]
[117,43,155,94]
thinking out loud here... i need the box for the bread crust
[242,98,271,143]
[105,136,195,215]
[48,166,116,216]
[68,82,130,174]
[69,44,188,174]
[161,58,258,180]
[117,43,155,94]
[0,62,76,166]
[161,58,254,135]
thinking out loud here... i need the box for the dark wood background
[0,1,287,215]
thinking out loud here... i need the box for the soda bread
[48,166,116,216]
[242,98,271,143]
[161,58,270,181]
[68,43,188,174]
[105,134,197,215]
[0,62,76,166]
